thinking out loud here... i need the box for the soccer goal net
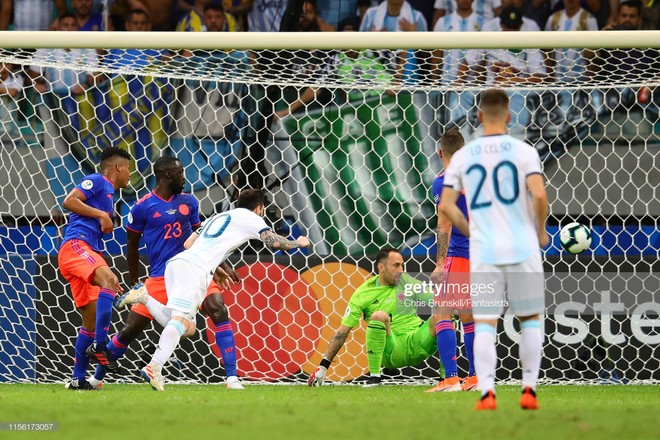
[0,31,658,385]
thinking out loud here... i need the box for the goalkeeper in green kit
[308,248,442,387]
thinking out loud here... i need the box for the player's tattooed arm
[260,230,311,251]
[324,325,352,362]
[436,227,449,263]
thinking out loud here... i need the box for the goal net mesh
[0,41,658,385]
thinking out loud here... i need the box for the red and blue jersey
[61,173,115,252]
[432,172,470,259]
[126,191,201,277]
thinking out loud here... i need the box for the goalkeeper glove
[308,358,331,387]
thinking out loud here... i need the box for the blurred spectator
[456,7,546,84]
[361,0,427,30]
[360,0,427,85]
[274,17,392,119]
[105,9,167,69]
[432,0,486,84]
[176,0,237,31]
[596,0,659,106]
[433,0,500,27]
[519,0,551,29]
[0,62,25,137]
[72,0,108,30]
[221,0,252,30]
[0,0,66,30]
[110,0,173,30]
[248,0,288,31]
[640,0,659,29]
[545,0,598,83]
[298,0,334,31]
[29,13,100,95]
[316,0,358,28]
[407,0,435,25]
[482,0,541,29]
[602,0,641,28]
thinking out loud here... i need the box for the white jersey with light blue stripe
[443,134,542,265]
[169,208,270,273]
[434,0,500,21]
[433,12,486,83]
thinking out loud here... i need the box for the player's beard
[171,181,185,195]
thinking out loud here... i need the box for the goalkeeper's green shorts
[382,319,438,369]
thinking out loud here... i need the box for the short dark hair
[153,156,181,180]
[479,89,509,118]
[618,0,641,14]
[59,12,77,22]
[126,8,149,23]
[236,189,265,210]
[374,247,400,269]
[100,147,131,165]
[204,3,224,13]
[440,129,465,156]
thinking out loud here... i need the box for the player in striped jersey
[440,89,549,410]
[93,156,244,389]
[480,0,540,31]
[432,0,486,85]
[425,129,477,393]
[130,189,310,391]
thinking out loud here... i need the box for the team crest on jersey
[178,204,190,215]
[81,180,93,190]
[166,209,177,215]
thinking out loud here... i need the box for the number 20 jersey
[171,208,271,274]
[126,191,201,277]
[443,134,543,265]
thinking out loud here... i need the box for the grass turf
[0,384,657,440]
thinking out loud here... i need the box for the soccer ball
[559,222,592,254]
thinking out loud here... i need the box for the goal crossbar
[0,30,658,50]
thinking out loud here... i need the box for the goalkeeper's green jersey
[341,273,433,336]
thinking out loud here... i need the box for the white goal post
[0,30,658,385]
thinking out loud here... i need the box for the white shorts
[164,258,213,316]
[470,250,545,319]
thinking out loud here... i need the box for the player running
[125,188,311,391]
[91,156,245,389]
[440,88,549,410]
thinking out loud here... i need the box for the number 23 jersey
[126,191,201,277]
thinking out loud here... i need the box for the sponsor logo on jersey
[153,212,161,218]
[166,209,177,215]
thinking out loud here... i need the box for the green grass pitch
[0,384,657,440]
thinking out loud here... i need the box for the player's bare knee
[207,304,229,324]
[370,311,390,322]
[171,313,196,338]
[93,267,120,291]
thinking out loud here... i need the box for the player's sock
[474,323,497,395]
[463,321,476,376]
[366,321,387,376]
[435,320,458,378]
[144,297,172,328]
[95,288,116,347]
[520,319,543,391]
[213,321,238,378]
[152,320,186,367]
[73,327,95,380]
[93,334,129,381]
